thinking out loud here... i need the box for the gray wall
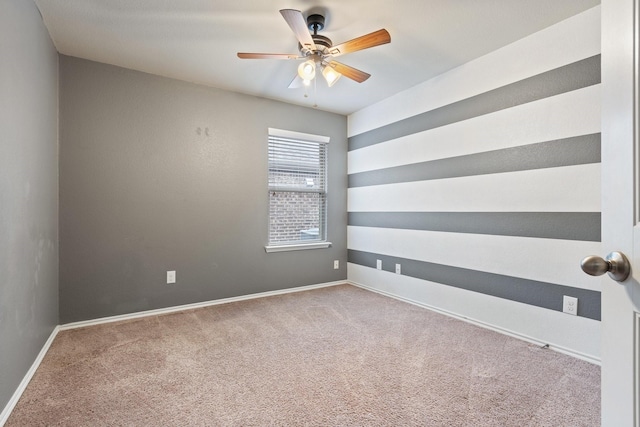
[0,0,59,415]
[59,56,347,323]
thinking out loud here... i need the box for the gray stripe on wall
[349,133,601,188]
[348,249,601,320]
[349,55,601,151]
[348,212,601,242]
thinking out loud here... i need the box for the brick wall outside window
[269,172,323,243]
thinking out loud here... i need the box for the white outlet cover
[395,264,401,274]
[562,295,578,315]
[167,270,176,284]
[333,260,339,269]
[376,259,382,270]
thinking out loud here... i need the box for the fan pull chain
[313,72,318,108]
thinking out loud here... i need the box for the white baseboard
[347,280,601,365]
[60,280,346,330]
[0,325,60,427]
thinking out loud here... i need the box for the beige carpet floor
[6,284,600,426]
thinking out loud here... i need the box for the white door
[600,0,640,425]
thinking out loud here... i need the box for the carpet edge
[347,279,601,366]
[59,281,347,331]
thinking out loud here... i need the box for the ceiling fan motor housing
[298,13,332,56]
[298,35,332,57]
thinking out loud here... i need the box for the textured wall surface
[347,7,602,359]
[59,56,347,323]
[0,0,59,417]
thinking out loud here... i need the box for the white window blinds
[267,129,329,247]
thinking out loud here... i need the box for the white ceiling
[34,0,600,115]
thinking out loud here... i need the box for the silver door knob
[580,251,630,282]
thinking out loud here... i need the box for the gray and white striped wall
[347,6,602,361]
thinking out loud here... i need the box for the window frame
[265,128,332,253]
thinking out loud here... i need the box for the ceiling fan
[237,9,390,88]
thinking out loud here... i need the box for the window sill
[265,242,332,253]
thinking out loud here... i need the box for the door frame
[601,0,639,425]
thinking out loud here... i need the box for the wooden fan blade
[327,61,371,83]
[328,29,391,57]
[237,52,301,59]
[280,9,316,51]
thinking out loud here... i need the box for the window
[266,128,331,252]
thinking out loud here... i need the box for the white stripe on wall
[348,86,601,174]
[348,226,603,290]
[348,6,601,137]
[348,163,600,213]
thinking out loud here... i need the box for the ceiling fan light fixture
[298,60,316,81]
[322,65,342,87]
[238,9,391,90]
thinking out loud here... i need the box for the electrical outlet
[167,270,176,284]
[333,260,339,269]
[563,296,578,316]
[376,259,382,270]
[395,263,401,274]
